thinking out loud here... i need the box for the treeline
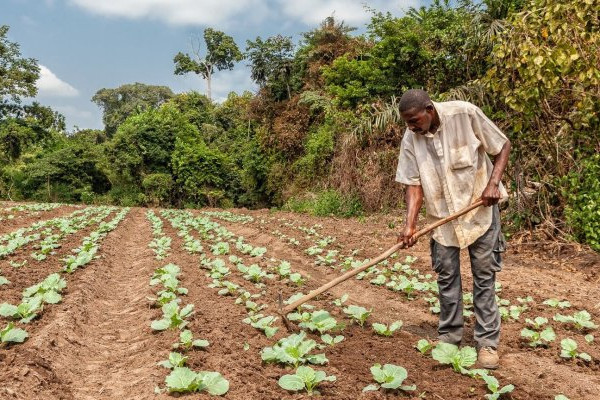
[0,0,598,249]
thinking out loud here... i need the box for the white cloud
[277,0,422,26]
[68,0,272,27]
[67,0,424,28]
[37,65,79,97]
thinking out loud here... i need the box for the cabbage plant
[278,366,336,395]
[363,363,416,393]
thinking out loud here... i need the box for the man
[395,89,510,369]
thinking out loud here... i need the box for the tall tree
[0,25,40,117]
[173,28,244,101]
[91,82,174,137]
[245,35,294,98]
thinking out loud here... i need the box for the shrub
[562,154,600,251]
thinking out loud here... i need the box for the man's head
[398,89,439,135]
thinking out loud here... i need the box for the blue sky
[2,0,427,131]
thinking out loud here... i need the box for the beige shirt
[395,101,508,249]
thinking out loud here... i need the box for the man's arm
[398,184,424,247]
[481,139,511,206]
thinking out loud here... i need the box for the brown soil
[0,205,598,400]
[0,203,82,235]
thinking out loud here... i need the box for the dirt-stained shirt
[395,100,509,249]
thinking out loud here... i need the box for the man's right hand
[398,225,417,247]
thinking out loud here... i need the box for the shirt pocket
[449,145,473,170]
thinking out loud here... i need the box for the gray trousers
[430,206,505,348]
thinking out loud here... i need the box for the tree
[485,0,600,235]
[106,104,195,186]
[245,35,294,98]
[0,25,40,117]
[173,28,244,101]
[92,82,174,137]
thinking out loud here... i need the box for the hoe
[277,199,485,331]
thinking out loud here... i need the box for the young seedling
[343,305,372,327]
[278,366,336,395]
[554,311,598,330]
[262,331,328,367]
[289,272,305,286]
[151,300,194,331]
[0,271,9,286]
[363,363,416,393]
[237,264,272,284]
[431,343,477,373]
[250,247,267,257]
[164,367,229,395]
[173,330,209,350]
[210,241,230,255]
[416,339,435,354]
[370,275,387,286]
[481,374,515,400]
[243,314,278,338]
[158,352,188,369]
[560,338,591,361]
[425,296,441,314]
[585,334,594,344]
[23,273,66,304]
[1,322,28,345]
[217,281,240,296]
[525,316,549,330]
[520,326,556,347]
[277,261,291,277]
[332,294,349,307]
[9,260,27,269]
[372,321,403,337]
[0,296,44,323]
[321,334,344,346]
[543,299,571,309]
[298,310,339,334]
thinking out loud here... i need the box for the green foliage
[284,189,363,217]
[107,105,182,188]
[292,122,335,184]
[485,0,600,235]
[92,83,173,137]
[174,28,243,101]
[142,173,173,206]
[431,343,478,373]
[1,322,28,345]
[323,1,489,107]
[560,338,591,362]
[0,25,39,114]
[164,367,229,395]
[372,320,403,337]
[171,133,238,207]
[261,331,328,367]
[278,366,336,395]
[562,155,600,250]
[363,363,416,392]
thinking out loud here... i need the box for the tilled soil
[1,206,599,400]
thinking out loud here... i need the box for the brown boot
[478,347,499,369]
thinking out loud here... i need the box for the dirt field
[1,203,599,400]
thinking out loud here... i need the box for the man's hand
[481,181,501,207]
[398,224,417,247]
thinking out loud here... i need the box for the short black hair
[399,89,432,112]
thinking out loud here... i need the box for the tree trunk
[206,74,212,101]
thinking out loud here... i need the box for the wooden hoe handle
[280,199,484,314]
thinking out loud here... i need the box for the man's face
[400,105,435,135]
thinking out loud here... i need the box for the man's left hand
[481,182,501,206]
